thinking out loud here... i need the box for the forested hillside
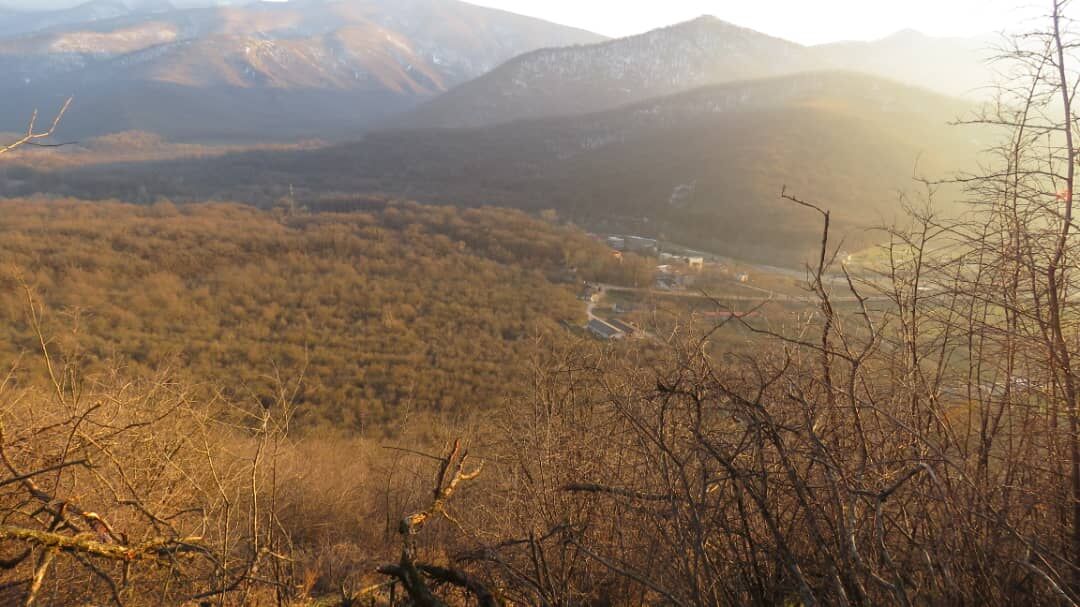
[0,199,639,431]
[3,72,980,264]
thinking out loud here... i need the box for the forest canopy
[0,198,642,432]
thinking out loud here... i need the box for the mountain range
[406,16,994,129]
[0,0,241,38]
[0,2,996,140]
[0,1,1000,264]
[0,0,604,140]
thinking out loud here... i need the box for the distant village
[578,234,753,340]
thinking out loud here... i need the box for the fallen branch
[0,525,207,563]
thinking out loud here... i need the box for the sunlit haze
[0,0,1044,44]
[468,0,1038,43]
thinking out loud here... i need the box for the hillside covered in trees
[0,198,644,431]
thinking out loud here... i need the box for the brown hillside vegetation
[0,199,644,431]
[0,130,326,170]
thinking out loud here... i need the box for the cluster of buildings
[655,253,707,291]
[577,282,641,341]
[655,266,696,290]
[580,234,762,339]
[659,252,705,269]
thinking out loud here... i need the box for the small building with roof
[587,319,625,340]
[606,318,639,337]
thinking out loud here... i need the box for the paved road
[580,281,893,345]
[595,283,890,305]
[596,283,804,303]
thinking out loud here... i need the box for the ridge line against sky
[0,0,1047,45]
[464,0,1040,44]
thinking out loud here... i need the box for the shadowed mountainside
[3,71,983,265]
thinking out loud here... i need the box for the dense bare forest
[0,199,655,430]
[6,2,1080,606]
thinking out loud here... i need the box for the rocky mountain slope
[0,0,604,140]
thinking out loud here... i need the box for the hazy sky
[0,0,1045,45]
[468,0,1040,44]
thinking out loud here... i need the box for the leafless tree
[377,439,499,606]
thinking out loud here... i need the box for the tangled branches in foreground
[0,361,233,605]
[0,292,321,606]
[441,6,1080,603]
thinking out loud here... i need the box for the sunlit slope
[0,0,604,140]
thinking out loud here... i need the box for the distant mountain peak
[685,14,722,25]
[123,0,176,11]
[883,28,928,41]
[77,0,127,9]
[640,15,761,39]
[659,14,800,43]
[405,15,816,129]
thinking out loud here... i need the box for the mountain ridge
[3,71,981,264]
[404,14,817,129]
[0,0,606,140]
[404,15,992,130]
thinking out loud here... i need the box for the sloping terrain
[4,72,982,265]
[0,199,634,429]
[405,16,991,130]
[0,0,142,38]
[0,0,604,140]
[405,16,817,129]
